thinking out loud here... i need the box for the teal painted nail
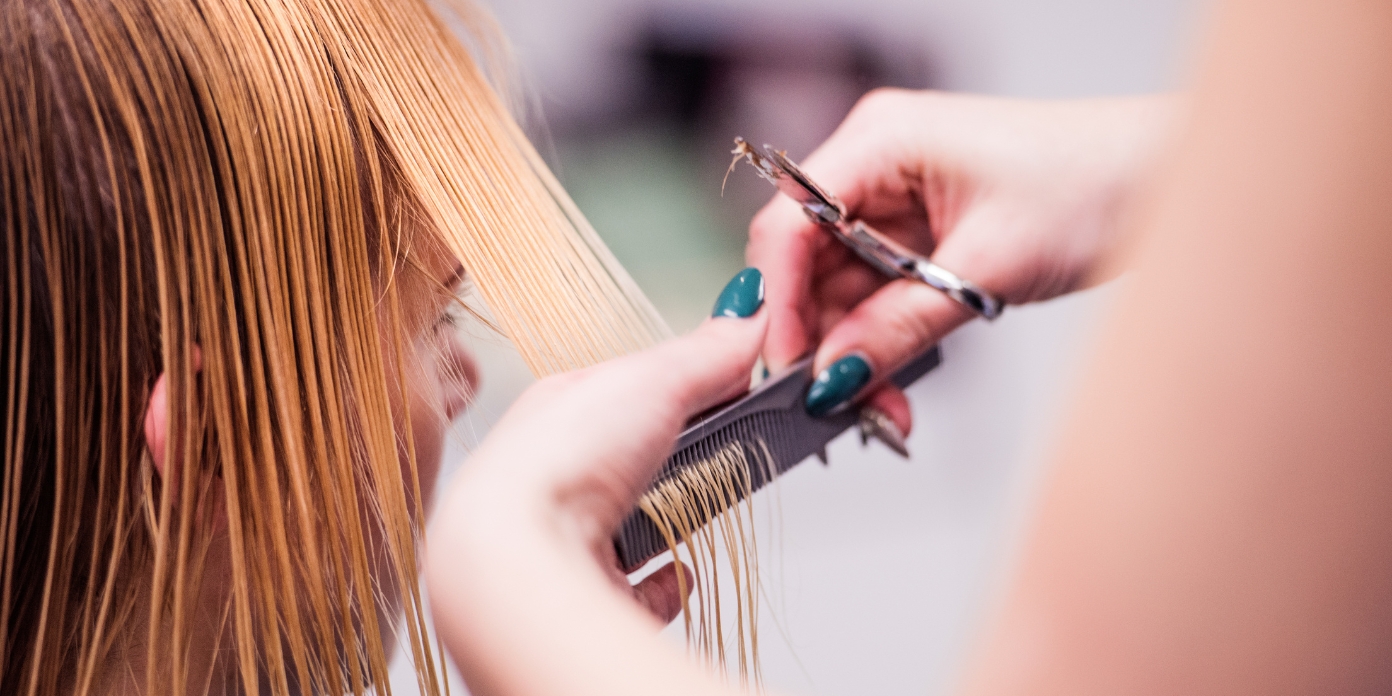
[805,355,872,417]
[711,267,764,319]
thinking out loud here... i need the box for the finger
[794,89,928,217]
[812,262,889,332]
[602,269,770,421]
[483,270,768,525]
[864,384,913,437]
[649,310,769,418]
[746,90,929,369]
[747,195,820,370]
[805,279,975,417]
[631,562,693,625]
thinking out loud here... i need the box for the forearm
[958,0,1392,693]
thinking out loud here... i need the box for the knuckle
[748,200,803,242]
[880,285,943,353]
[881,310,924,352]
[747,206,777,240]
[852,87,909,119]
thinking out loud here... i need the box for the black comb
[614,346,942,570]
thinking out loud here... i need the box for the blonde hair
[638,443,770,686]
[0,0,667,694]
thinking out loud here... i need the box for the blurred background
[396,0,1201,693]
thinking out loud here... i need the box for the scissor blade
[732,138,845,226]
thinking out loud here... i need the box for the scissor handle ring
[838,219,1006,321]
[911,260,1005,320]
[745,140,1006,321]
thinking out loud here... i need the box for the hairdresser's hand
[427,269,766,696]
[748,90,1176,431]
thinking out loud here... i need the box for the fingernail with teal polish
[711,267,764,319]
[805,355,872,417]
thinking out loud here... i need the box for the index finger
[745,89,928,369]
[746,193,821,369]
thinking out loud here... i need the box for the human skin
[134,235,688,695]
[132,238,478,696]
[957,0,1392,693]
[747,90,1176,432]
[428,312,768,696]
[424,0,1392,694]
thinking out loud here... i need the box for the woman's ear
[143,347,202,481]
[143,371,172,478]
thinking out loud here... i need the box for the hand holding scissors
[743,90,1172,433]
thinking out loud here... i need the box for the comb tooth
[617,411,803,570]
[747,414,775,490]
[618,348,942,570]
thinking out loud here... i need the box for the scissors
[615,141,995,570]
[731,138,1004,320]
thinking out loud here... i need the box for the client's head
[0,0,502,693]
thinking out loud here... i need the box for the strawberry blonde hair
[0,0,667,693]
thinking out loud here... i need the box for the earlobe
[143,372,171,477]
[143,346,202,481]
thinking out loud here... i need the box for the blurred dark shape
[547,7,932,149]
[544,7,934,266]
[635,10,929,139]
[636,10,931,224]
[639,35,722,128]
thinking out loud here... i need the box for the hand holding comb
[613,346,941,570]
[614,140,1004,570]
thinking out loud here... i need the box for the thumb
[633,267,769,419]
